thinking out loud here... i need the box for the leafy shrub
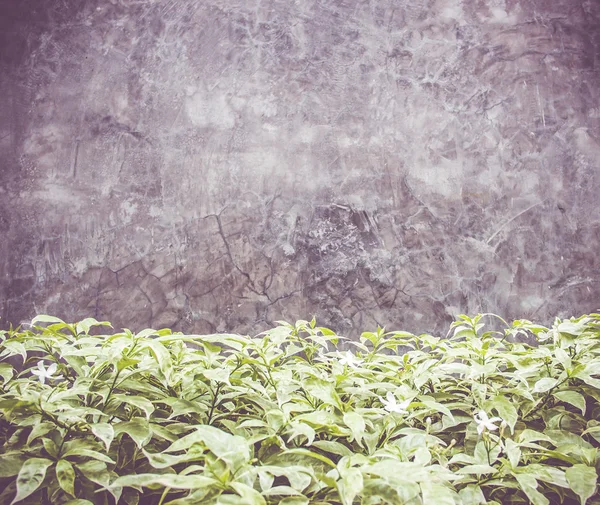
[1,313,599,505]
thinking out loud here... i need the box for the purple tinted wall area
[1,0,599,336]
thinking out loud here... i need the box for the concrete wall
[1,0,599,336]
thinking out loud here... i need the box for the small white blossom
[336,351,364,369]
[31,361,63,385]
[474,411,502,435]
[379,392,411,414]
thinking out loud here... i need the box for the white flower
[31,361,63,385]
[379,392,411,414]
[474,411,502,435]
[337,351,364,369]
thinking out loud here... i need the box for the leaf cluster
[0,313,599,505]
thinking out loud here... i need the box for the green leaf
[112,394,155,419]
[258,466,312,491]
[515,473,549,505]
[566,464,597,505]
[0,363,14,383]
[62,441,116,464]
[337,467,363,505]
[490,395,518,433]
[11,457,53,504]
[304,378,342,409]
[202,367,231,385]
[505,439,521,469]
[91,423,115,451]
[31,315,67,326]
[343,411,366,446]
[420,481,458,505]
[142,340,173,381]
[0,454,26,478]
[56,459,76,497]
[278,498,309,505]
[74,460,110,487]
[553,391,587,415]
[230,482,267,505]
[27,422,55,445]
[110,473,217,490]
[114,418,152,449]
[165,425,250,470]
[533,378,558,393]
[76,318,111,335]
[142,450,200,469]
[63,500,95,505]
[458,485,485,505]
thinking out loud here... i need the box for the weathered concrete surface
[1,0,599,336]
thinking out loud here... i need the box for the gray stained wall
[1,0,599,336]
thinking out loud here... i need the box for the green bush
[1,313,599,505]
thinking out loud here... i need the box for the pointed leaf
[91,423,115,451]
[420,481,458,505]
[566,464,597,505]
[114,418,152,449]
[110,473,217,490]
[343,411,366,446]
[165,425,250,470]
[515,474,549,505]
[553,391,587,415]
[11,457,53,504]
[112,394,155,419]
[56,459,76,497]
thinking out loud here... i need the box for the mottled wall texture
[1,0,599,336]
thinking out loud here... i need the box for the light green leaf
[91,423,115,451]
[278,498,309,505]
[338,467,363,505]
[312,440,354,457]
[258,466,312,491]
[112,394,155,419]
[165,425,250,470]
[31,315,67,326]
[230,482,267,505]
[515,473,549,505]
[114,418,152,449]
[505,439,521,469]
[490,395,518,433]
[27,422,56,445]
[142,450,200,469]
[553,391,587,415]
[56,459,76,497]
[455,465,497,475]
[566,464,597,505]
[0,363,14,383]
[283,448,337,468]
[458,485,485,505]
[343,411,366,446]
[202,367,231,385]
[76,318,111,335]
[63,448,115,464]
[63,500,95,505]
[420,481,458,505]
[287,421,316,445]
[110,473,217,490]
[533,378,558,393]
[0,454,26,478]
[74,460,110,487]
[11,457,53,504]
[554,347,572,370]
[304,378,342,409]
[525,464,569,488]
[142,340,173,380]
